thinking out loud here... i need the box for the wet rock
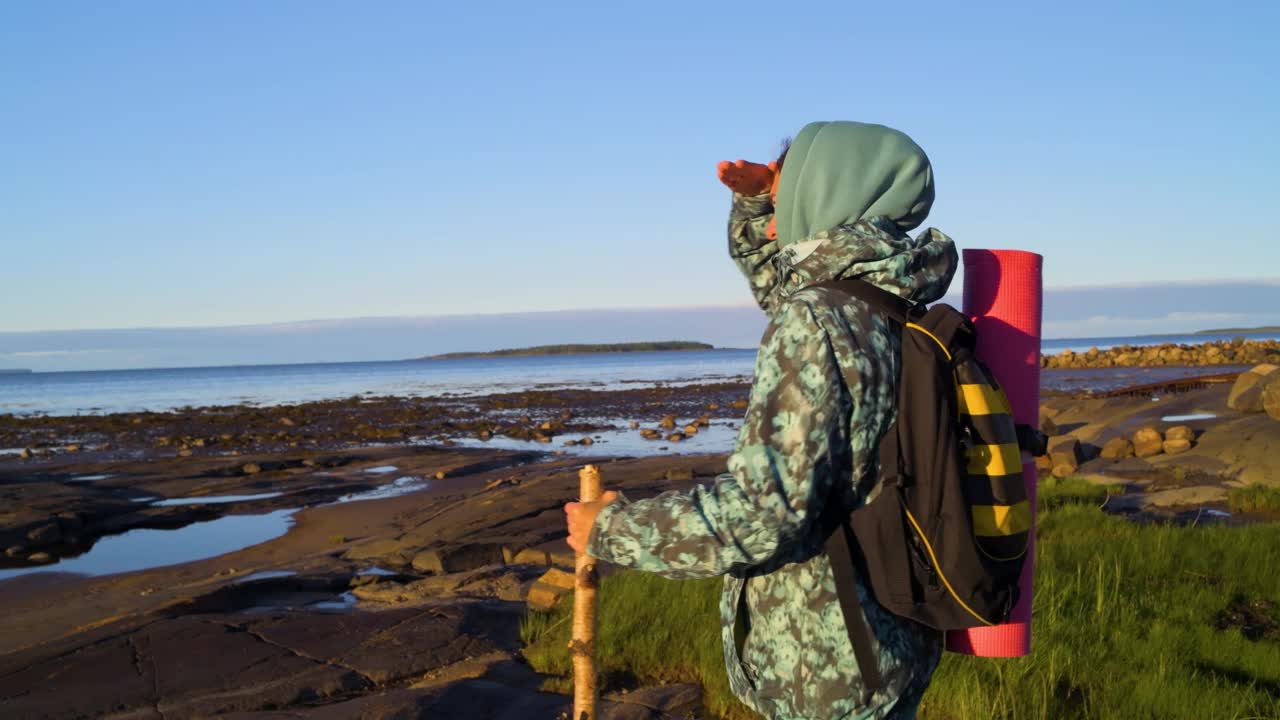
[1227,364,1279,412]
[242,462,262,474]
[527,568,575,611]
[1165,426,1195,444]
[658,415,677,430]
[5,545,26,558]
[683,424,700,435]
[1101,437,1135,460]
[64,444,80,452]
[666,432,686,443]
[629,421,640,429]
[731,398,749,410]
[1142,485,1228,509]
[578,437,594,446]
[26,523,61,544]
[19,448,31,459]
[412,544,506,575]
[1163,439,1192,455]
[1132,427,1164,458]
[177,447,194,457]
[707,402,720,410]
[28,552,53,563]
[639,428,662,440]
[477,429,493,441]
[434,470,448,480]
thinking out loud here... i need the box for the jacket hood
[774,121,934,248]
[769,218,958,312]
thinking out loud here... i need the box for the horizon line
[5,276,1280,335]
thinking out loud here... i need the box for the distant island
[1195,326,1280,334]
[418,341,715,360]
[0,368,33,375]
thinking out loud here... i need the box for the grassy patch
[1035,475,1123,511]
[520,571,758,720]
[523,497,1280,720]
[1228,484,1280,514]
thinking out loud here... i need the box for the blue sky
[2,1,1278,341]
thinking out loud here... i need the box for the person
[565,121,958,720]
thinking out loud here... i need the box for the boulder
[1164,426,1195,444]
[683,424,700,435]
[1132,427,1164,458]
[1227,364,1280,412]
[658,415,677,430]
[1163,439,1192,455]
[1048,437,1082,475]
[1100,437,1135,460]
[412,544,506,575]
[526,568,576,612]
[666,432,686,443]
[1264,377,1280,421]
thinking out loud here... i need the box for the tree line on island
[416,341,715,360]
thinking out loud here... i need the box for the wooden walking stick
[571,464,602,720]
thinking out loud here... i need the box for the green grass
[523,480,1280,719]
[1228,484,1280,514]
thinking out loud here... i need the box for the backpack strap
[807,278,923,326]
[824,516,886,703]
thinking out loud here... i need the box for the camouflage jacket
[589,192,958,720]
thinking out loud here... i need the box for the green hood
[774,121,934,247]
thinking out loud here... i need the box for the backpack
[809,278,1045,697]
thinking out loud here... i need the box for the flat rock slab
[0,600,527,719]
[222,681,703,720]
[1142,485,1230,509]
[246,603,514,684]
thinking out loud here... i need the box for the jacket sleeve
[586,299,850,579]
[727,192,783,314]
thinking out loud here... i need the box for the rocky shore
[1,361,1277,718]
[1042,337,1280,369]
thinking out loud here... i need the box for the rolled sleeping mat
[947,249,1043,657]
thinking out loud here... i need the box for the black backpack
[810,278,1044,697]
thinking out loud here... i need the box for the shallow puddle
[235,570,298,583]
[329,476,429,504]
[0,509,297,583]
[1160,413,1218,422]
[152,492,284,507]
[362,465,399,474]
[453,422,741,457]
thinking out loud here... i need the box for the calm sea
[2,331,1275,417]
